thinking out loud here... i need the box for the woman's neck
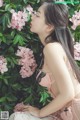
[38,33,49,46]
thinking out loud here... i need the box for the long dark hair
[41,2,80,82]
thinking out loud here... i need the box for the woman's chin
[30,28,37,34]
[30,27,34,32]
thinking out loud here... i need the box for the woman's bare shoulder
[43,42,65,56]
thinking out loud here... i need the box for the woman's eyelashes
[32,11,40,17]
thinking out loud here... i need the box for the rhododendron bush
[0,0,80,114]
[0,0,51,113]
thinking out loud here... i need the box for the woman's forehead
[38,5,46,14]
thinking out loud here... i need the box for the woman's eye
[35,12,40,17]
[32,11,40,17]
[36,13,40,17]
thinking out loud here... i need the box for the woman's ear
[46,24,54,33]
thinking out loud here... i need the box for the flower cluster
[74,42,80,61]
[16,46,37,78]
[8,10,29,31]
[0,0,3,7]
[8,5,33,31]
[0,56,8,74]
[69,10,80,30]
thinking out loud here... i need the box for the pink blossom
[16,46,37,78]
[26,5,33,14]
[0,0,3,7]
[16,46,33,58]
[20,66,33,78]
[8,10,28,31]
[0,56,8,74]
[74,42,80,61]
[69,10,80,30]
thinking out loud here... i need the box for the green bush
[0,0,52,114]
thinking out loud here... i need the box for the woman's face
[30,5,49,34]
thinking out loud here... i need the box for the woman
[9,1,80,120]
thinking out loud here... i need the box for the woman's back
[42,42,80,98]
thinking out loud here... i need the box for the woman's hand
[61,107,73,120]
[14,102,25,112]
[22,105,40,117]
[14,103,40,117]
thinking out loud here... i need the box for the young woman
[9,1,80,120]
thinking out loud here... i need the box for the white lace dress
[9,111,53,120]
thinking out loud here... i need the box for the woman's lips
[30,23,32,27]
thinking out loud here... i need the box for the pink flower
[8,10,28,31]
[26,5,33,14]
[20,66,33,78]
[0,0,3,7]
[69,10,80,30]
[0,56,8,74]
[74,42,80,61]
[16,46,37,78]
[16,46,33,58]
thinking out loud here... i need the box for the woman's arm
[39,43,75,117]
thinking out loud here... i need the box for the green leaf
[0,108,2,112]
[39,91,50,104]
[5,0,10,4]
[3,37,6,43]
[2,13,10,30]
[6,96,17,102]
[23,0,28,4]
[8,47,14,53]
[12,83,22,90]
[11,57,18,64]
[3,78,8,85]
[5,4,12,11]
[0,34,6,43]
[0,97,6,102]
[6,57,17,68]
[13,34,26,45]
[4,104,13,111]
[0,75,3,80]
[37,0,40,3]
[24,95,33,103]
[5,3,16,11]
[0,33,3,37]
[7,95,17,102]
[76,61,80,67]
[11,30,16,38]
